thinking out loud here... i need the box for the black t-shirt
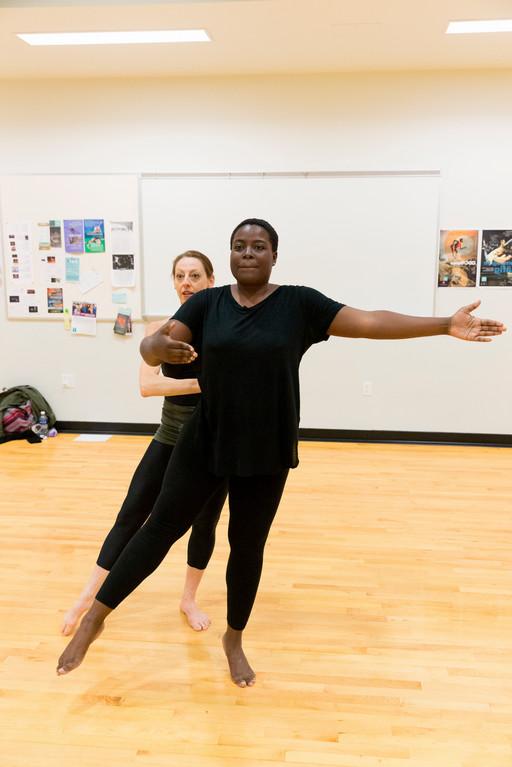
[173,285,343,476]
[161,356,201,406]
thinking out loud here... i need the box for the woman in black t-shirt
[57,219,505,686]
[60,251,227,637]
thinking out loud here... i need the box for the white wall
[1,71,511,433]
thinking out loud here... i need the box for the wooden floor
[1,434,512,767]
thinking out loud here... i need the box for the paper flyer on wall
[80,269,103,295]
[4,221,33,284]
[110,221,134,253]
[64,219,84,253]
[112,253,135,287]
[65,256,80,282]
[7,288,41,317]
[84,219,105,253]
[50,220,62,249]
[37,221,51,251]
[480,229,512,287]
[437,230,478,287]
[41,253,64,285]
[47,287,64,313]
[71,301,97,336]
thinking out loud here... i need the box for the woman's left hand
[449,300,507,342]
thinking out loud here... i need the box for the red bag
[2,400,35,433]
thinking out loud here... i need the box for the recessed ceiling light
[447,19,512,34]
[17,29,211,46]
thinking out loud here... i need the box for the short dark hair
[230,218,279,252]
[172,250,214,279]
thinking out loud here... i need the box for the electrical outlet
[62,373,75,388]
[362,381,373,396]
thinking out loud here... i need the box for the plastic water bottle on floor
[34,410,49,439]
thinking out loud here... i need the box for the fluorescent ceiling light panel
[447,19,512,34]
[17,29,210,46]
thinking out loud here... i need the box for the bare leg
[179,565,211,631]
[61,564,109,636]
[222,626,255,687]
[57,599,112,675]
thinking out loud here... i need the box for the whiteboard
[1,174,142,320]
[140,172,440,318]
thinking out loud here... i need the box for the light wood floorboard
[1,434,512,766]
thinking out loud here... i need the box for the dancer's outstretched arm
[328,300,506,342]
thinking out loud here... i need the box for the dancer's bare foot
[61,595,94,636]
[60,565,109,636]
[180,599,211,631]
[222,627,255,687]
[57,601,111,675]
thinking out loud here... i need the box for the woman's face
[173,257,214,305]
[230,224,277,286]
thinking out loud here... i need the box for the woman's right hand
[141,320,197,365]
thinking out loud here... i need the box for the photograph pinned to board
[65,256,80,283]
[84,219,105,253]
[71,301,97,336]
[113,307,132,335]
[64,219,84,253]
[437,230,478,287]
[480,229,512,286]
[47,287,64,313]
[3,221,33,284]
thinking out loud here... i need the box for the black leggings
[96,420,289,630]
[96,439,227,572]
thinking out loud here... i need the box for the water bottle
[33,410,49,439]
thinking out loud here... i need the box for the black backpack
[0,385,56,443]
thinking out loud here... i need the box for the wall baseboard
[56,422,512,447]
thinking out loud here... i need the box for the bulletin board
[0,174,141,322]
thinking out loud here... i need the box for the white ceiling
[1,0,512,79]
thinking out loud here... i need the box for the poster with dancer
[480,229,512,287]
[437,230,478,287]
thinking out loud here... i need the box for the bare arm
[140,319,196,366]
[139,320,201,398]
[328,300,506,342]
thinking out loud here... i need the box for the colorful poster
[64,219,84,253]
[65,256,80,282]
[480,229,512,287]
[71,301,97,336]
[47,287,64,313]
[50,219,62,248]
[84,219,105,253]
[437,230,478,287]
